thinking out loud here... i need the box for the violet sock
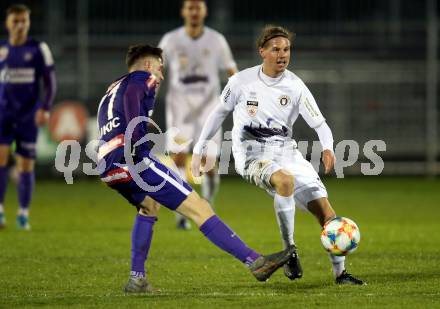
[199,215,260,266]
[0,167,8,206]
[130,214,157,277]
[17,172,35,211]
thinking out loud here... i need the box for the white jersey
[194,64,330,207]
[159,26,236,100]
[220,65,325,155]
[159,26,236,150]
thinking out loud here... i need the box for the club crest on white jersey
[246,100,258,117]
[279,95,291,107]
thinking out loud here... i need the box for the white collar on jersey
[258,65,286,87]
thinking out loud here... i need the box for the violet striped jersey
[0,38,54,114]
[96,71,157,174]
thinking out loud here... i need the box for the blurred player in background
[159,0,237,230]
[96,44,292,293]
[0,4,56,230]
[192,25,364,285]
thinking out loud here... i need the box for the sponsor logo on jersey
[246,100,258,117]
[0,47,8,61]
[24,52,33,61]
[279,95,291,107]
[223,87,231,103]
[0,68,35,83]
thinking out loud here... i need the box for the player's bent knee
[16,155,35,173]
[139,197,161,216]
[271,171,294,196]
[176,191,215,227]
[280,175,294,195]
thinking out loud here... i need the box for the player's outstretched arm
[297,81,335,174]
[193,74,239,177]
[315,122,336,174]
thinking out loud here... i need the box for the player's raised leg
[176,190,293,282]
[269,168,303,280]
[15,154,35,230]
[307,197,364,285]
[0,145,10,228]
[124,197,160,293]
[171,152,191,230]
[113,159,292,293]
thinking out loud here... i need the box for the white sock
[328,253,345,277]
[0,203,4,213]
[18,208,29,217]
[202,173,220,205]
[274,193,295,248]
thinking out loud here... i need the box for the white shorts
[234,144,328,211]
[165,93,222,155]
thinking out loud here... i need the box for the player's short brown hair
[6,4,31,16]
[126,44,163,68]
[256,25,294,49]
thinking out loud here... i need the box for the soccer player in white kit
[159,0,237,229]
[192,25,364,285]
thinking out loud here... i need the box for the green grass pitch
[1,176,439,308]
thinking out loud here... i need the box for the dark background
[1,0,439,175]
